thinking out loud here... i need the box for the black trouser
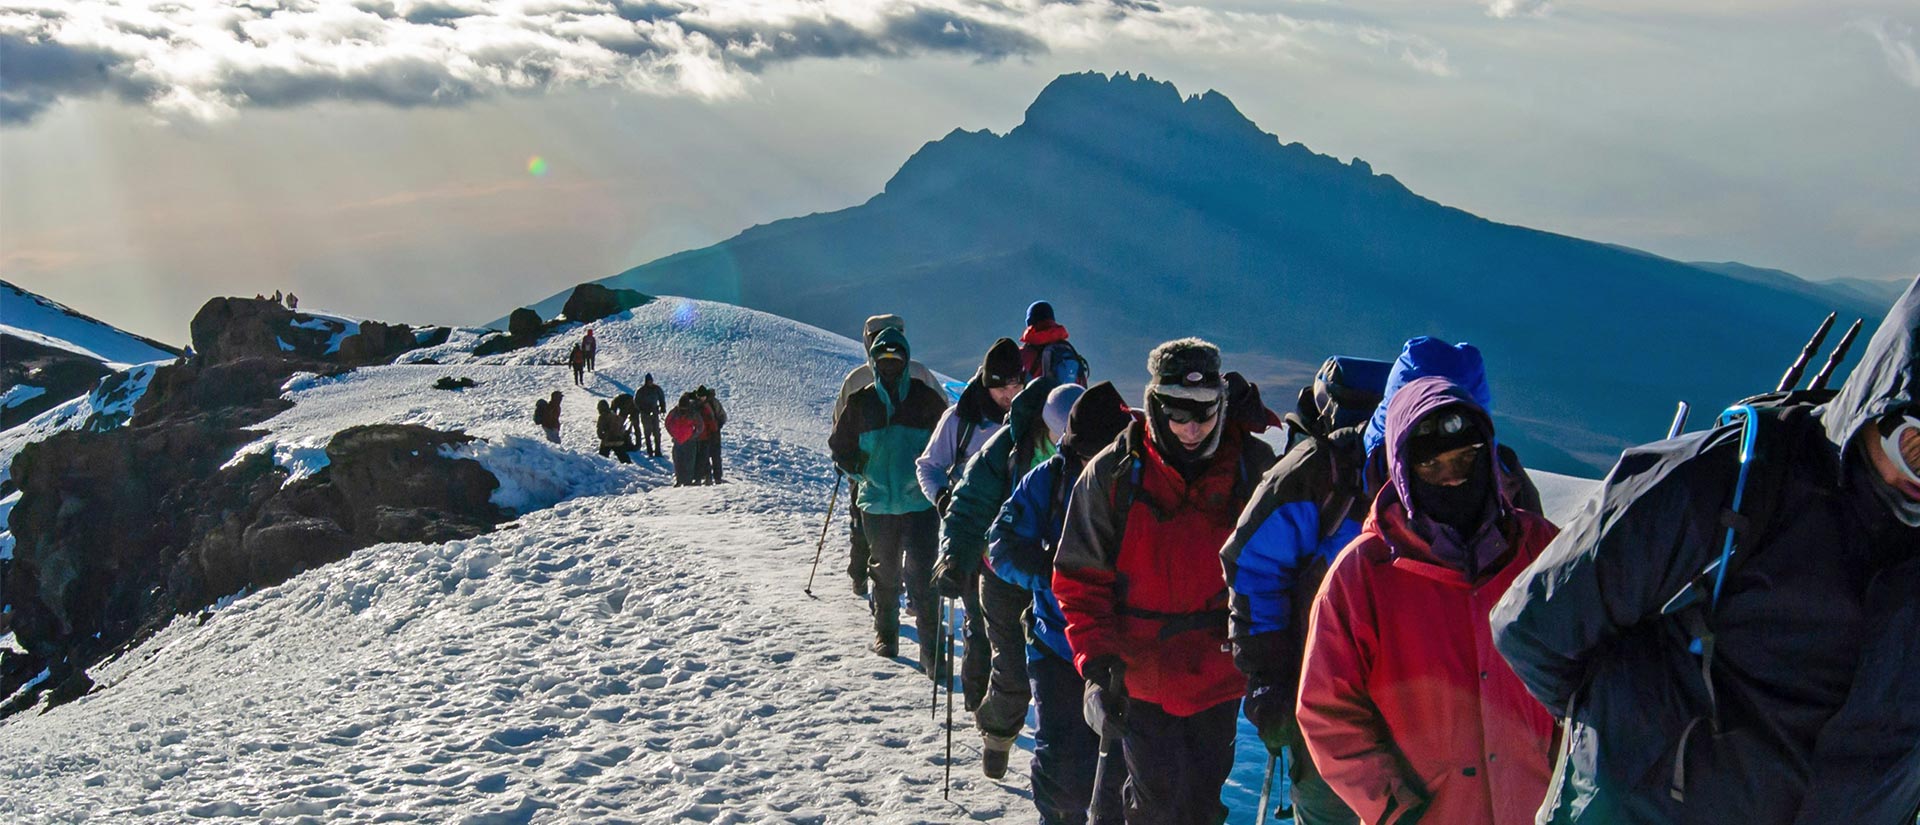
[976,569,1034,740]
[1030,652,1128,825]
[705,434,723,482]
[1288,738,1358,825]
[1120,698,1238,825]
[599,443,633,464]
[862,509,938,670]
[640,413,662,455]
[959,567,989,711]
[672,441,700,485]
[846,481,870,584]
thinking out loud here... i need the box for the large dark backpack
[533,398,550,426]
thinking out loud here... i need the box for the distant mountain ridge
[507,71,1892,475]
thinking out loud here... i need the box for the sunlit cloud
[1486,0,1549,20]
[0,0,1451,125]
[1850,17,1920,90]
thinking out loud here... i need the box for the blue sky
[2,0,1916,344]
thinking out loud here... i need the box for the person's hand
[933,556,968,599]
[1080,655,1127,736]
[1243,685,1294,756]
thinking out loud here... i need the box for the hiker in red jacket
[1019,301,1088,386]
[1296,376,1558,825]
[1052,338,1278,824]
[666,393,709,486]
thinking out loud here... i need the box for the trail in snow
[0,296,1599,823]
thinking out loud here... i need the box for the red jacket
[665,407,706,444]
[1297,494,1559,825]
[1054,426,1268,717]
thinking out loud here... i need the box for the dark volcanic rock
[188,296,449,368]
[560,284,652,325]
[508,307,543,339]
[0,335,114,429]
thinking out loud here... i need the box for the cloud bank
[0,0,1451,125]
[1851,17,1920,89]
[1485,0,1549,20]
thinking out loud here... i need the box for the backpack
[533,398,550,426]
[1036,341,1090,387]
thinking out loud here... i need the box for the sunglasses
[1162,401,1219,425]
[1882,414,1920,486]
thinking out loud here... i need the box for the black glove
[1081,655,1127,736]
[932,556,968,599]
[1243,684,1294,756]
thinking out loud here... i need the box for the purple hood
[1382,376,1513,571]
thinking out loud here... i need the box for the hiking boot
[982,743,1012,780]
[870,636,898,658]
[851,574,869,597]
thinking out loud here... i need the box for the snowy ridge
[0,280,178,368]
[0,294,1599,822]
[0,362,163,488]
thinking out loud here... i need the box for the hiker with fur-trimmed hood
[834,314,943,597]
[921,338,1025,710]
[1296,376,1559,825]
[1053,338,1279,824]
[1492,276,1920,825]
[830,327,950,670]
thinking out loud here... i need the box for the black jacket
[1492,276,1920,825]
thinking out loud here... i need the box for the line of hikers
[535,372,713,474]
[823,283,1920,825]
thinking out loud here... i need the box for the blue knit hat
[1026,301,1055,326]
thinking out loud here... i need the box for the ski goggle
[1882,414,1920,486]
[1160,397,1219,425]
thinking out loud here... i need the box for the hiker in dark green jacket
[935,376,1060,777]
[830,327,950,671]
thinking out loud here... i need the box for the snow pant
[691,439,712,483]
[846,480,870,586]
[976,569,1033,739]
[1030,651,1128,825]
[862,509,938,673]
[1288,741,1357,825]
[959,567,989,712]
[1120,698,1238,825]
[586,351,595,371]
[572,366,584,384]
[672,441,700,485]
[543,426,561,444]
[640,413,662,456]
[705,435,723,482]
[599,443,634,464]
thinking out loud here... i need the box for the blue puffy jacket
[987,451,1078,664]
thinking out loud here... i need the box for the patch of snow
[0,490,19,561]
[1,384,47,410]
[0,281,177,367]
[0,363,161,488]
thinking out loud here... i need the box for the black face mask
[1412,450,1493,535]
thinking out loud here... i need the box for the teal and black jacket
[830,330,950,515]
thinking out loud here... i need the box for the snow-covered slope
[1,281,179,368]
[0,294,1599,823]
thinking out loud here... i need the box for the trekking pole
[1807,318,1864,391]
[1255,752,1277,825]
[802,473,844,598]
[1667,401,1691,439]
[1277,746,1294,819]
[931,599,943,720]
[1087,678,1118,823]
[943,596,957,800]
[1776,312,1836,392]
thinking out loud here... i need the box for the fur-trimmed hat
[1146,338,1225,403]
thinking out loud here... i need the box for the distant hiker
[612,392,638,444]
[989,382,1133,823]
[934,373,1059,777]
[1019,301,1089,387]
[286,293,298,310]
[1221,339,1542,825]
[535,391,563,443]
[1295,376,1559,825]
[1053,338,1279,823]
[696,385,726,484]
[583,327,598,372]
[829,327,947,666]
[254,293,265,300]
[569,343,586,386]
[596,400,636,464]
[637,374,667,457]
[1493,277,1920,825]
[921,338,1022,710]
[834,314,942,597]
[666,392,709,486]
[272,289,282,303]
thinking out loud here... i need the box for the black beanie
[1406,405,1486,465]
[982,338,1023,386]
[1062,381,1132,460]
[1026,301,1055,327]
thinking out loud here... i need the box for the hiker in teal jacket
[830,327,951,671]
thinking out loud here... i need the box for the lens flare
[527,156,548,176]
[672,299,697,329]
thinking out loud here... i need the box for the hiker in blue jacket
[987,381,1133,824]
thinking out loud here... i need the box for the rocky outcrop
[560,284,652,325]
[187,296,450,368]
[0,336,114,429]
